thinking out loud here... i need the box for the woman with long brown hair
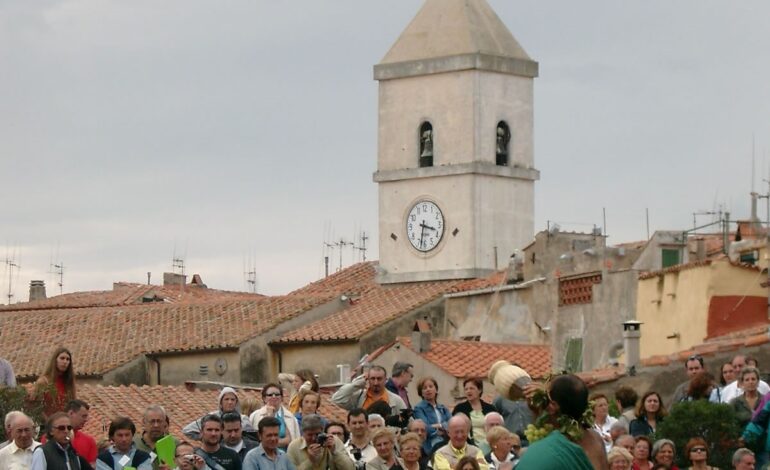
[36,347,76,416]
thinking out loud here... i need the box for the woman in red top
[36,347,76,416]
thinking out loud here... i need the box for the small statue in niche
[496,123,510,166]
[420,127,433,167]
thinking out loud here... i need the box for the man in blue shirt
[243,417,294,470]
[96,417,153,470]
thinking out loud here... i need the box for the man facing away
[96,417,152,470]
[242,417,295,470]
[0,412,40,470]
[66,400,97,467]
[331,367,406,416]
[384,363,413,410]
[432,415,488,470]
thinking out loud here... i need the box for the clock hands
[419,223,426,250]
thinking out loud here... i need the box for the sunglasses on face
[265,392,281,397]
[690,447,707,453]
[54,425,73,431]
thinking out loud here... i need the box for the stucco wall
[445,289,540,344]
[150,350,240,385]
[636,261,765,358]
[274,342,361,385]
[632,231,688,272]
[377,70,533,171]
[103,355,149,386]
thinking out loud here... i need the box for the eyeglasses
[265,392,282,397]
[54,425,73,431]
[690,447,707,453]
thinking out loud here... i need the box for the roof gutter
[443,276,546,299]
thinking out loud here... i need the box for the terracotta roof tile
[0,283,265,312]
[575,367,626,387]
[1,263,383,379]
[275,278,461,343]
[394,337,551,379]
[75,384,347,442]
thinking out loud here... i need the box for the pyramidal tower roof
[374,0,538,80]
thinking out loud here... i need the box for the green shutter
[564,338,583,372]
[662,249,680,268]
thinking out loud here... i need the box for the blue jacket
[412,400,452,454]
[744,398,770,452]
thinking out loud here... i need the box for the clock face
[406,200,445,252]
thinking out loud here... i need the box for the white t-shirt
[593,416,617,453]
[720,379,770,403]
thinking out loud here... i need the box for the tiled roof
[392,337,551,379]
[75,383,347,442]
[0,282,264,312]
[274,279,461,343]
[640,322,770,368]
[638,257,761,280]
[1,263,380,379]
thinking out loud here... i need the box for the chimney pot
[622,321,642,371]
[29,280,47,301]
[411,320,432,353]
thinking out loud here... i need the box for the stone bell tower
[373,0,539,284]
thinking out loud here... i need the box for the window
[419,122,433,167]
[661,248,680,268]
[496,121,511,166]
[564,337,583,372]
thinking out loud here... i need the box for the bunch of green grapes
[524,423,554,443]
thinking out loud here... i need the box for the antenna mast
[355,231,369,262]
[4,253,20,305]
[52,262,64,295]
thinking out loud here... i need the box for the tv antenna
[325,238,353,272]
[354,231,369,262]
[49,261,64,296]
[3,249,21,305]
[243,251,258,293]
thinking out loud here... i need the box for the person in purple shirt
[385,363,413,410]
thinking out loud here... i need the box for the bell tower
[374,0,539,284]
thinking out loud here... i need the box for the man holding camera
[331,367,406,416]
[343,409,376,467]
[287,415,353,470]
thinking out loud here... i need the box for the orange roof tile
[1,263,381,379]
[274,279,460,343]
[75,383,347,442]
[393,337,551,379]
[0,282,264,312]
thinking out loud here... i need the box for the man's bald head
[448,414,470,448]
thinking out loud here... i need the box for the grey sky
[1,0,768,298]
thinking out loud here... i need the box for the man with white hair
[432,415,488,470]
[478,413,504,454]
[0,413,39,470]
[0,412,25,451]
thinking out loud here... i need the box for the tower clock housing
[373,0,540,284]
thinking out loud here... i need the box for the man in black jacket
[31,413,92,470]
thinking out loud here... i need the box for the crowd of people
[1,348,769,470]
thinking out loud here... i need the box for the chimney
[411,320,432,353]
[622,321,642,372]
[29,280,47,301]
[163,272,187,286]
[696,238,706,261]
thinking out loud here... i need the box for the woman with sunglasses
[249,383,300,450]
[683,437,717,470]
[31,412,90,470]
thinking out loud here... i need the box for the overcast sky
[1,0,769,298]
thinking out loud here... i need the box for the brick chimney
[29,280,47,301]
